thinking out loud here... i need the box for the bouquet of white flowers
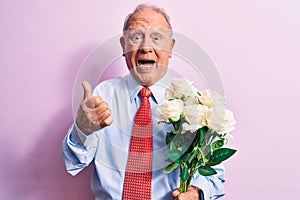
[157,78,237,193]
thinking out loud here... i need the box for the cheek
[125,52,137,67]
[124,55,133,69]
[157,51,172,64]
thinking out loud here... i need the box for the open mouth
[137,59,155,66]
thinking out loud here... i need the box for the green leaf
[203,145,212,164]
[204,145,212,156]
[198,166,217,176]
[164,162,179,173]
[166,131,176,145]
[179,112,184,120]
[167,150,182,162]
[168,117,177,124]
[212,139,225,151]
[180,94,186,100]
[169,141,177,151]
[208,148,237,166]
[181,166,189,182]
[174,158,182,164]
[199,127,208,145]
[182,152,192,164]
[175,113,184,131]
[171,129,179,134]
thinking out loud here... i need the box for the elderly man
[62,4,225,200]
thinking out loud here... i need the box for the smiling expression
[120,8,175,86]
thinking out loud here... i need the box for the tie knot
[140,87,152,98]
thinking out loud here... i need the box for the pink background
[1,0,300,199]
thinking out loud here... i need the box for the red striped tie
[123,87,153,199]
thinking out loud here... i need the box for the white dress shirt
[62,73,225,199]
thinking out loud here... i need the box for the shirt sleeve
[62,123,99,176]
[191,164,226,200]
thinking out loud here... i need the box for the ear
[120,36,126,57]
[168,38,176,58]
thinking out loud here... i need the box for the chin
[138,79,155,87]
[134,75,156,87]
[130,69,166,86]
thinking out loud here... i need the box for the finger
[96,109,111,120]
[172,188,180,197]
[189,186,199,192]
[176,187,199,200]
[82,81,92,100]
[103,115,114,126]
[94,101,109,114]
[86,96,103,108]
[97,110,113,127]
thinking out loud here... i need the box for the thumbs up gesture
[76,81,114,135]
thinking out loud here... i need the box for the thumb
[82,81,92,100]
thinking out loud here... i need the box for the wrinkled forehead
[126,9,171,30]
[124,27,172,37]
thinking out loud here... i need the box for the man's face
[120,9,175,87]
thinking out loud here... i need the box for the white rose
[165,87,175,100]
[207,106,236,134]
[199,89,225,108]
[166,78,198,100]
[183,96,199,106]
[157,99,184,122]
[182,104,209,132]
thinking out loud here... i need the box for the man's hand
[172,186,199,200]
[76,81,114,135]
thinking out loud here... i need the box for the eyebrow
[126,28,172,35]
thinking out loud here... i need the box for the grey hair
[122,3,173,34]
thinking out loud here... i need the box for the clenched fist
[76,81,114,135]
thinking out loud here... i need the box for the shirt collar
[125,72,173,105]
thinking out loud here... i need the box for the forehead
[127,8,170,30]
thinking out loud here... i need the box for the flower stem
[180,165,198,193]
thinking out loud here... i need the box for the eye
[131,33,143,41]
[153,34,161,41]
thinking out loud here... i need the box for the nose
[140,37,153,53]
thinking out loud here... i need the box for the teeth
[139,63,154,67]
[137,60,155,69]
